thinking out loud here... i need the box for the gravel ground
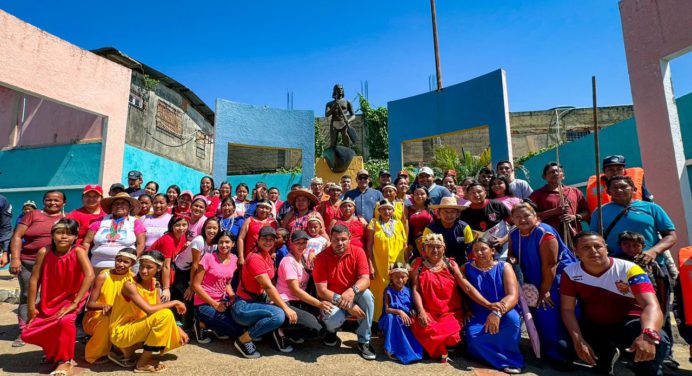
[0,301,690,375]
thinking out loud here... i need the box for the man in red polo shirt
[313,224,375,360]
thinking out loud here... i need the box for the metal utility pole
[592,76,603,236]
[430,0,443,91]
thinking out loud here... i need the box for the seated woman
[109,251,189,372]
[275,230,328,344]
[462,238,523,374]
[83,248,137,364]
[191,231,244,344]
[410,233,497,363]
[379,262,423,364]
[231,226,298,358]
[21,218,95,376]
[508,202,577,366]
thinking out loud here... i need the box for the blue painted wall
[387,69,512,172]
[213,99,315,187]
[516,91,692,190]
[226,173,303,200]
[0,142,103,223]
[122,144,207,193]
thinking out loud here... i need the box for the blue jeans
[322,289,374,344]
[230,298,285,340]
[195,304,245,339]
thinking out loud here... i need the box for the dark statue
[323,84,357,172]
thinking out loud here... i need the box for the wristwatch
[332,293,342,305]
[642,328,661,344]
[351,285,360,295]
[491,310,503,318]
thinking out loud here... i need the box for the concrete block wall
[121,144,207,193]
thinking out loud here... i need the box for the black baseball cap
[109,183,125,193]
[379,169,391,177]
[291,230,310,242]
[127,170,142,180]
[602,155,626,168]
[258,226,277,238]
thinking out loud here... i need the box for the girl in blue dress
[378,262,423,364]
[463,238,523,374]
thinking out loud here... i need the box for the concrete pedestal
[315,156,364,185]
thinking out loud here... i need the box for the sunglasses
[357,176,369,180]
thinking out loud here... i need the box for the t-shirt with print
[237,251,275,300]
[560,257,655,324]
[194,252,238,306]
[88,215,146,268]
[459,200,511,232]
[304,236,329,265]
[175,235,216,271]
[276,254,309,302]
[141,213,172,248]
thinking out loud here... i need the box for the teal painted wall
[122,145,207,193]
[226,173,303,201]
[0,142,102,224]
[516,91,692,189]
[0,142,102,188]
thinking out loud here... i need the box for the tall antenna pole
[592,76,603,236]
[430,0,443,91]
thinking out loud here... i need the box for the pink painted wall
[0,10,131,187]
[620,0,692,251]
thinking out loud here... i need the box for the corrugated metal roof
[91,47,215,125]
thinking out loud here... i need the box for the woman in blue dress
[378,262,423,364]
[463,238,523,374]
[508,202,577,367]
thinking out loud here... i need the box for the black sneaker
[288,336,305,344]
[322,331,340,347]
[193,319,211,344]
[358,342,376,360]
[209,329,230,340]
[272,330,294,353]
[234,339,261,359]
[663,355,680,370]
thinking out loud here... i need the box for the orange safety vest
[586,167,644,213]
[679,246,692,325]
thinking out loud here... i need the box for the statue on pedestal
[323,84,357,172]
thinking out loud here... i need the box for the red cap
[83,184,103,196]
[397,170,410,177]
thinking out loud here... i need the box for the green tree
[314,118,327,160]
[359,95,388,159]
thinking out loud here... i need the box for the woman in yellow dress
[109,250,189,372]
[83,248,136,364]
[366,200,408,322]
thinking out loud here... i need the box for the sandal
[134,363,169,373]
[49,360,75,376]
[503,367,522,374]
[12,337,25,347]
[108,352,136,368]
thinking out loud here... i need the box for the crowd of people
[0,156,689,376]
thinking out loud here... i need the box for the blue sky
[2,1,691,115]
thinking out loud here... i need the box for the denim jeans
[195,304,245,339]
[322,289,374,344]
[18,259,35,330]
[230,298,285,340]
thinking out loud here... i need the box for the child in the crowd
[378,262,423,364]
[274,228,290,269]
[191,231,244,344]
[304,217,329,270]
[109,250,189,372]
[21,218,95,376]
[83,248,137,364]
[618,231,670,298]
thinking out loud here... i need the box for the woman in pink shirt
[275,230,330,344]
[189,198,208,238]
[191,231,243,343]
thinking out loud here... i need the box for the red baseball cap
[83,184,103,196]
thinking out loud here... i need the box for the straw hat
[101,192,141,215]
[286,188,319,206]
[429,196,466,211]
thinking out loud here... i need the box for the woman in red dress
[21,218,95,375]
[406,186,434,259]
[410,233,499,363]
[330,198,367,249]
